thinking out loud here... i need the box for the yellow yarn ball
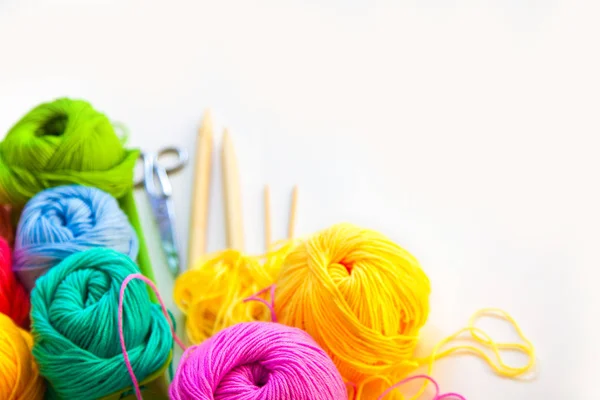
[0,312,45,400]
[274,223,431,399]
[174,245,292,344]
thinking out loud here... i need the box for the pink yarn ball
[170,322,347,400]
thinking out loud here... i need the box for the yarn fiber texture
[274,223,431,399]
[170,321,347,400]
[30,248,172,399]
[174,245,291,344]
[14,184,139,291]
[0,312,45,400]
[0,237,29,327]
[0,98,139,206]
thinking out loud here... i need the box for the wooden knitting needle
[288,185,298,239]
[264,185,272,251]
[188,110,213,268]
[221,130,244,250]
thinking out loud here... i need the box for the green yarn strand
[0,98,139,206]
[31,248,172,399]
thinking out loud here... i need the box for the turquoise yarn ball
[30,248,172,399]
[13,184,139,291]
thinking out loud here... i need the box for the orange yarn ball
[0,237,29,328]
[274,224,431,399]
[0,312,45,399]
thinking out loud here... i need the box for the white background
[1,0,598,398]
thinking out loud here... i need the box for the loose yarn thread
[422,308,535,378]
[118,274,184,400]
[0,237,29,327]
[0,98,139,207]
[30,248,172,399]
[13,184,139,290]
[0,312,45,400]
[174,244,292,344]
[408,308,535,399]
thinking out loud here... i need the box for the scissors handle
[148,195,180,277]
[134,147,188,192]
[143,155,173,197]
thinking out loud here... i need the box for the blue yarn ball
[13,185,139,290]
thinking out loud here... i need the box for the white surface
[1,1,598,398]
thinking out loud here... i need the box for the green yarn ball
[30,248,172,399]
[0,98,139,206]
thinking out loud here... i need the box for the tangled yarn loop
[174,245,291,344]
[0,312,45,400]
[0,98,139,206]
[30,248,172,399]
[170,321,347,400]
[13,184,139,290]
[274,223,431,399]
[0,237,29,327]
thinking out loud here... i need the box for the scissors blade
[149,195,181,277]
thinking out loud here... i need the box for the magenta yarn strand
[118,273,186,400]
[377,375,466,400]
[243,284,277,322]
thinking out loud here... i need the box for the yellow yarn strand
[423,308,535,376]
[174,244,292,344]
[0,313,45,400]
[402,308,534,399]
[377,308,536,400]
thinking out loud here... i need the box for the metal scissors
[135,147,188,277]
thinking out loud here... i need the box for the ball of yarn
[13,184,139,291]
[0,312,45,399]
[0,98,139,206]
[174,245,291,344]
[30,247,172,399]
[170,321,347,400]
[274,223,431,398]
[0,237,29,327]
